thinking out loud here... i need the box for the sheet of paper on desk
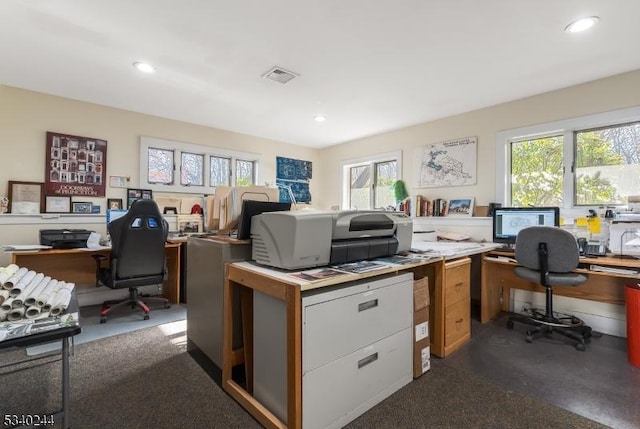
[410,241,484,256]
[1,244,52,252]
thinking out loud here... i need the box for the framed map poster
[45,131,107,197]
[276,156,312,203]
[414,136,477,188]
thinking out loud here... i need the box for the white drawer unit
[303,273,413,372]
[303,327,412,429]
[253,272,413,428]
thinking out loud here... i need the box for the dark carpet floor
[1,318,613,429]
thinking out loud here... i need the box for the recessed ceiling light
[565,16,599,33]
[133,61,156,73]
[314,115,326,123]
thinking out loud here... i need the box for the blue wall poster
[276,156,312,203]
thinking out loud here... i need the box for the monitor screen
[107,209,128,224]
[492,206,560,245]
[236,200,291,240]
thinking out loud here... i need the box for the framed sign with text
[8,181,44,214]
[45,131,107,197]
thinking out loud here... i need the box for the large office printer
[251,210,412,270]
[39,229,92,249]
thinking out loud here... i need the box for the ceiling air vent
[262,66,299,84]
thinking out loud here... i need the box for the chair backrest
[108,199,168,280]
[514,226,580,273]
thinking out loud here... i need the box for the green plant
[392,180,409,203]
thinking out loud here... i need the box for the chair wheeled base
[100,286,170,323]
[507,308,592,351]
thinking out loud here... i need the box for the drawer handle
[358,299,379,312]
[455,282,464,290]
[357,352,378,369]
[456,318,464,324]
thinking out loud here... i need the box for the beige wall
[2,68,640,225]
[0,85,319,208]
[0,85,319,267]
[317,69,640,210]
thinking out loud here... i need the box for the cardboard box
[413,277,431,378]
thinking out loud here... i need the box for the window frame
[496,106,640,216]
[140,136,260,194]
[341,150,402,210]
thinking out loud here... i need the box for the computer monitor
[236,200,291,240]
[106,209,128,224]
[492,206,560,246]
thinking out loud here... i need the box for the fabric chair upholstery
[94,199,170,322]
[514,226,587,287]
[508,226,592,350]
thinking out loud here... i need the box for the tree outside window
[510,121,639,207]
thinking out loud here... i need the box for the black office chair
[93,199,170,323]
[507,226,592,351]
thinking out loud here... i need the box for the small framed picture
[127,188,153,209]
[107,198,123,210]
[72,201,93,214]
[45,195,71,213]
[447,198,474,216]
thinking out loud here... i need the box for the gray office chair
[93,199,170,323]
[507,226,592,351]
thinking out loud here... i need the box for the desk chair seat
[93,199,171,323]
[507,226,593,351]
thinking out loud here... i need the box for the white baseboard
[511,289,626,338]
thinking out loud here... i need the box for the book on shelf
[413,195,433,217]
[410,195,454,217]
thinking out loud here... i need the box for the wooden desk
[223,261,435,429]
[221,245,499,429]
[481,252,640,323]
[10,243,182,303]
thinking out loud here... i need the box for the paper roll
[0,309,7,322]
[0,289,9,305]
[25,277,53,307]
[50,283,74,315]
[0,264,20,286]
[11,271,42,298]
[7,307,25,321]
[0,297,14,312]
[2,267,28,290]
[25,305,42,319]
[37,280,62,308]
[10,270,37,297]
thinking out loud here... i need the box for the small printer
[39,229,93,249]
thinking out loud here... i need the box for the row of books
[399,195,449,217]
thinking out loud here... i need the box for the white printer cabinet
[253,272,413,429]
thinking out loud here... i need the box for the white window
[496,106,640,213]
[341,151,402,210]
[210,156,231,187]
[180,152,204,186]
[140,136,260,194]
[235,159,256,187]
[148,147,174,184]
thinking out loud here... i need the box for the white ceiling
[2,1,640,149]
